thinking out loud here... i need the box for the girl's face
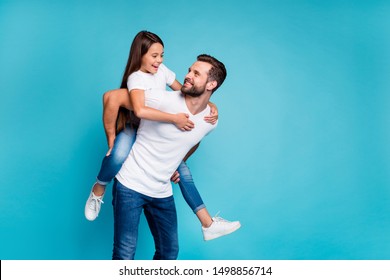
[140,43,164,74]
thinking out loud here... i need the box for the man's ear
[207,80,217,91]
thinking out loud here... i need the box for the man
[112,54,238,260]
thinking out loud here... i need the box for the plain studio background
[1,0,389,260]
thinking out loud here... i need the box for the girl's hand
[170,171,180,184]
[204,102,218,125]
[106,136,116,156]
[106,147,113,156]
[174,113,195,131]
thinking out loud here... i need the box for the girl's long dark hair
[116,31,164,132]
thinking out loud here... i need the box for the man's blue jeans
[112,180,179,260]
[96,125,205,213]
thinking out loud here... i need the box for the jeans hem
[96,178,110,186]
[193,204,206,214]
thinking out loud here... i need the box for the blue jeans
[96,125,206,213]
[112,180,179,260]
[177,161,205,213]
[96,125,136,185]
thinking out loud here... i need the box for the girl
[85,31,240,241]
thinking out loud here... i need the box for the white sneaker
[84,188,104,221]
[202,213,241,241]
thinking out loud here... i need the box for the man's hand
[170,171,180,184]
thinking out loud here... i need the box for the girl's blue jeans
[96,125,205,213]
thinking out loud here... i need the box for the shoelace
[89,194,104,210]
[212,211,228,223]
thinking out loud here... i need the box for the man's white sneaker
[202,214,241,241]
[84,189,104,221]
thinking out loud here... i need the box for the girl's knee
[177,163,191,177]
[103,90,119,107]
[110,149,129,165]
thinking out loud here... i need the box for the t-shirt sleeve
[205,120,218,136]
[127,73,146,91]
[159,64,176,86]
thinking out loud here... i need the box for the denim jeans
[96,125,206,213]
[96,125,136,185]
[177,161,205,213]
[112,180,179,260]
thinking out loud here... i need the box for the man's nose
[185,72,193,79]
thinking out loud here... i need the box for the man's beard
[181,82,206,97]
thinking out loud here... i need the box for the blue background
[1,0,389,260]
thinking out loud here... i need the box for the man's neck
[184,93,211,115]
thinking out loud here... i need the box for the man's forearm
[183,142,200,162]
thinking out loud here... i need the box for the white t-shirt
[116,89,217,198]
[127,63,176,91]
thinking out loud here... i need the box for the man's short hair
[197,54,227,93]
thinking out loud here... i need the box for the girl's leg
[177,161,212,227]
[85,125,136,221]
[177,161,241,241]
[96,124,136,187]
[103,89,132,150]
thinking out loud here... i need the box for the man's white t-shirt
[116,89,217,198]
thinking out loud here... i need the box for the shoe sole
[84,206,98,221]
[204,222,241,241]
[85,211,98,221]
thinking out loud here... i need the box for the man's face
[181,61,211,97]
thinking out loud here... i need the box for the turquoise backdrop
[1,0,389,259]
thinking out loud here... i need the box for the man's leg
[112,180,144,260]
[144,196,179,260]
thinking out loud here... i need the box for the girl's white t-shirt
[127,63,176,91]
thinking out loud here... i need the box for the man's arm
[183,142,200,162]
